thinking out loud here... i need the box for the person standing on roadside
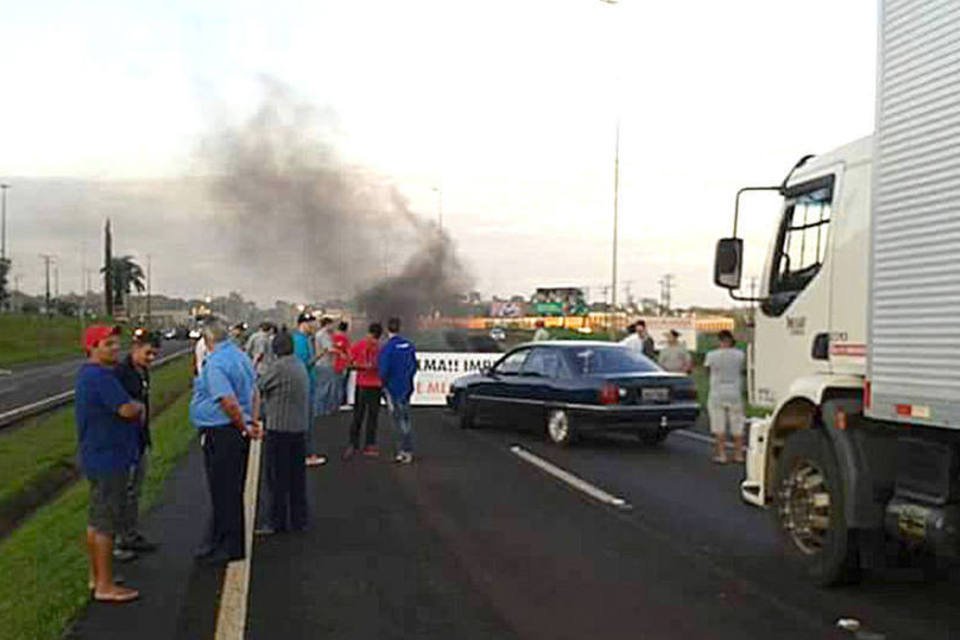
[620,319,657,360]
[378,317,418,464]
[246,322,276,378]
[704,329,746,465]
[313,317,338,417]
[256,329,310,535]
[344,322,383,460]
[190,319,262,565]
[658,329,693,374]
[114,328,161,560]
[532,319,550,342]
[332,321,351,407]
[292,312,326,467]
[76,325,145,603]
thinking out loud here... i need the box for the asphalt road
[0,339,191,415]
[71,408,960,639]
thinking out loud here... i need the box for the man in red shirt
[344,322,383,459]
[332,321,351,408]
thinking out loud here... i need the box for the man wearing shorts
[76,325,145,603]
[704,330,746,464]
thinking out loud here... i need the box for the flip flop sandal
[712,455,728,464]
[93,589,139,604]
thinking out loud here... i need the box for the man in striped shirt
[257,329,310,534]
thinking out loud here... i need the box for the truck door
[754,173,837,408]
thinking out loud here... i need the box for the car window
[494,348,530,375]
[521,348,563,378]
[569,346,659,375]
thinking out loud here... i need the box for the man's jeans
[385,392,413,454]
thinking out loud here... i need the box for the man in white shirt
[658,330,692,374]
[620,320,656,360]
[532,320,550,342]
[704,330,746,464]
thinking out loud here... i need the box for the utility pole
[659,274,675,316]
[1,183,9,261]
[432,186,443,232]
[40,254,55,317]
[54,262,60,299]
[611,120,620,312]
[146,254,152,326]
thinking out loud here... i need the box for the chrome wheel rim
[779,459,832,555]
[547,410,569,443]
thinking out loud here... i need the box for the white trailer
[714,0,960,584]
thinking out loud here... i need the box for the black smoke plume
[203,81,470,326]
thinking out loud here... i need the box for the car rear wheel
[546,409,576,446]
[774,429,861,586]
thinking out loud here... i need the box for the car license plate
[641,387,669,403]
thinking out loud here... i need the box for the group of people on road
[75,325,162,604]
[620,320,745,464]
[187,312,419,568]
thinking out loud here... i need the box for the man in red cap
[76,324,145,603]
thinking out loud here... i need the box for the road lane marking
[510,445,631,510]
[215,436,262,640]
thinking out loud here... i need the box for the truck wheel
[546,409,576,446]
[458,394,476,430]
[774,429,861,586]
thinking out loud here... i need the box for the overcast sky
[0,0,877,307]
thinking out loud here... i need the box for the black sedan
[446,341,699,446]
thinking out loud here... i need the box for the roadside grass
[0,356,192,536]
[0,315,85,368]
[0,392,194,640]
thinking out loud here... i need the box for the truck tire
[774,428,861,586]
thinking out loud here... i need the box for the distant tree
[100,255,145,310]
[21,300,39,314]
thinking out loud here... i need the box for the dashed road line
[510,444,631,510]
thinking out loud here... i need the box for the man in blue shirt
[378,317,419,464]
[292,311,326,467]
[76,325,145,603]
[190,319,262,565]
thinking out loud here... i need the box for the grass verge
[0,356,192,536]
[0,391,194,640]
[0,315,85,369]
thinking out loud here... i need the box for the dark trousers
[350,387,381,448]
[200,427,249,559]
[264,431,308,531]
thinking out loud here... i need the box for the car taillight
[599,383,620,405]
[676,385,698,401]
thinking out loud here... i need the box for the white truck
[714,0,960,585]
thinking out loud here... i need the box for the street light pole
[1,183,9,262]
[612,119,620,313]
[432,187,443,231]
[146,254,152,326]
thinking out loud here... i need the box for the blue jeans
[385,391,413,454]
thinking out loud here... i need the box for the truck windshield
[762,176,834,317]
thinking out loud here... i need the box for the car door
[515,347,564,429]
[471,347,531,425]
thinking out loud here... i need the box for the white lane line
[215,437,262,640]
[510,445,631,510]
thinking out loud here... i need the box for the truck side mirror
[714,238,743,290]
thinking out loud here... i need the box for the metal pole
[611,119,620,315]
[40,254,53,317]
[146,254,152,326]
[1,184,9,262]
[433,187,443,231]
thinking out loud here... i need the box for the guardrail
[0,348,192,430]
